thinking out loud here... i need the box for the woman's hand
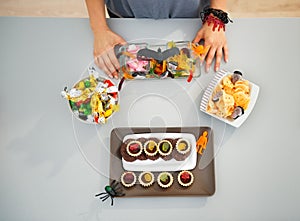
[93,28,126,79]
[193,22,228,72]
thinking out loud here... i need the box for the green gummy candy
[160,174,169,182]
[84,80,91,88]
[162,143,170,152]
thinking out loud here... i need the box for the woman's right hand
[93,28,126,79]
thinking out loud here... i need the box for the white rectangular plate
[200,70,260,128]
[121,132,197,171]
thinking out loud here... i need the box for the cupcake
[136,151,148,161]
[157,172,174,188]
[124,138,135,145]
[138,171,155,187]
[136,137,147,145]
[171,138,191,161]
[126,140,143,157]
[121,171,136,188]
[158,139,173,157]
[175,138,191,155]
[177,170,194,187]
[120,142,136,162]
[144,140,158,157]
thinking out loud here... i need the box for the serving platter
[110,127,215,197]
[121,132,197,172]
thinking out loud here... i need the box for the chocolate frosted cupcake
[136,151,148,161]
[138,171,155,187]
[126,140,143,157]
[173,138,191,161]
[177,170,194,187]
[121,171,136,188]
[143,139,159,161]
[158,139,173,160]
[157,172,174,188]
[124,138,135,144]
[120,142,136,162]
[144,140,158,157]
[136,137,147,145]
[175,138,191,154]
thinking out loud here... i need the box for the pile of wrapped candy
[61,67,119,124]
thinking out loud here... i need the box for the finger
[192,29,204,44]
[200,45,211,62]
[101,52,118,76]
[107,49,121,79]
[214,47,223,72]
[108,49,120,69]
[111,71,119,79]
[223,44,229,63]
[96,56,113,78]
[118,38,127,46]
[205,47,216,73]
[94,56,100,69]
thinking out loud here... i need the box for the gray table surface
[0,17,300,221]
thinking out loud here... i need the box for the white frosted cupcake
[138,171,155,187]
[157,172,174,188]
[126,140,143,157]
[177,170,194,187]
[121,171,136,188]
[158,140,173,157]
[175,138,191,155]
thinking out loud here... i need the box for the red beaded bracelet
[203,14,226,31]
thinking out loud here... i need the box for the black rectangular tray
[110,127,215,197]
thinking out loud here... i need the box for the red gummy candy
[129,143,140,153]
[180,172,191,183]
[187,70,193,83]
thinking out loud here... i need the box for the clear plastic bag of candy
[61,67,119,124]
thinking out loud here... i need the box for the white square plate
[200,70,260,128]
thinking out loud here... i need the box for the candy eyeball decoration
[61,67,119,124]
[231,70,243,84]
[230,106,244,120]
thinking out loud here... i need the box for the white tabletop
[0,17,300,221]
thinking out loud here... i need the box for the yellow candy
[144,173,152,182]
[148,142,156,151]
[77,81,85,90]
[104,109,112,118]
[112,104,120,112]
[89,75,97,88]
[178,143,187,151]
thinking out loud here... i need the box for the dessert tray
[110,127,215,197]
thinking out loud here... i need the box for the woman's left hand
[193,22,228,72]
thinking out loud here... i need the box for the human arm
[193,0,229,72]
[85,0,126,79]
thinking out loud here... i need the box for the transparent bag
[116,41,202,81]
